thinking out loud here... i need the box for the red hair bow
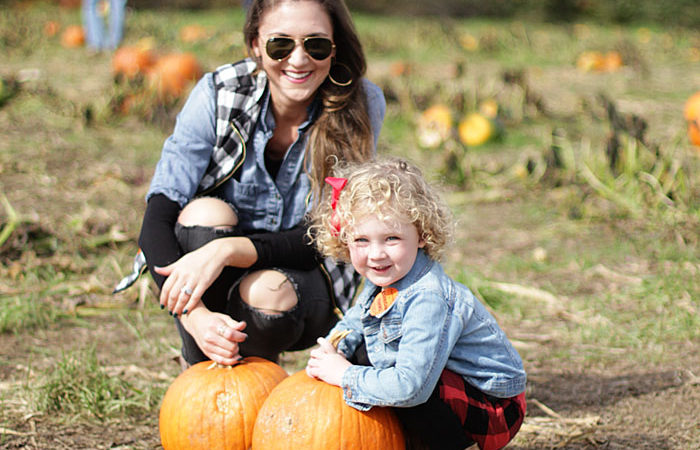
[325,176,347,236]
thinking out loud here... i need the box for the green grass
[0,295,61,334]
[30,347,163,421]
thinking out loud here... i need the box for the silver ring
[217,325,227,336]
[180,286,193,296]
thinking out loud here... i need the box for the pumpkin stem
[328,329,351,349]
[206,360,240,370]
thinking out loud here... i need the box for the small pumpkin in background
[179,24,209,43]
[147,52,203,101]
[112,46,157,82]
[252,370,405,449]
[458,112,498,147]
[159,357,288,450]
[60,25,85,48]
[43,20,60,37]
[684,91,700,147]
[417,104,453,148]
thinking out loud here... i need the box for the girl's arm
[340,291,454,411]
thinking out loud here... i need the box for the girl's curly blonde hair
[309,157,454,262]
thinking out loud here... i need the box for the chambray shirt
[331,249,526,411]
[147,73,386,233]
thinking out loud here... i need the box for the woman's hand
[179,305,248,365]
[305,337,351,387]
[154,237,257,316]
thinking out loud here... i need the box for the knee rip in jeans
[239,270,299,315]
[178,196,238,229]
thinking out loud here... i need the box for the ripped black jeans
[173,223,339,363]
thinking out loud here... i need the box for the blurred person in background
[82,0,126,51]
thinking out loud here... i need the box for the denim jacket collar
[361,249,434,318]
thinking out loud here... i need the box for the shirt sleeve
[137,193,182,289]
[146,74,218,207]
[340,291,453,411]
[247,217,319,270]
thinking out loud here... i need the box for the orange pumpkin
[179,24,209,43]
[458,112,496,147]
[685,92,700,147]
[576,50,605,72]
[112,46,157,81]
[159,357,288,450]
[60,25,84,48]
[417,104,453,148]
[601,51,624,72]
[147,52,203,100]
[252,371,405,449]
[43,21,60,37]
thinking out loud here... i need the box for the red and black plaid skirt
[438,369,526,450]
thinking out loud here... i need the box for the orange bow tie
[369,287,398,317]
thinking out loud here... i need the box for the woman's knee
[239,270,298,314]
[178,197,238,229]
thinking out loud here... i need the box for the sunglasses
[265,36,335,61]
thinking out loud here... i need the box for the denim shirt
[147,72,386,233]
[331,249,526,411]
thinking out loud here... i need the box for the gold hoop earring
[328,61,353,87]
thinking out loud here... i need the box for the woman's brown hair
[244,0,374,200]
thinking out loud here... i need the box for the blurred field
[0,2,698,449]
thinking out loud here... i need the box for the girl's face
[252,0,334,111]
[347,214,425,288]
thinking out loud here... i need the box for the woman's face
[252,0,334,112]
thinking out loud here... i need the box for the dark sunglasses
[265,36,335,61]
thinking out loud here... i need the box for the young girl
[306,157,527,450]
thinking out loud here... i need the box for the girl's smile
[348,214,425,287]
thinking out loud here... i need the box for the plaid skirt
[439,369,526,450]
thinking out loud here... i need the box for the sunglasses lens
[266,37,295,60]
[304,38,333,60]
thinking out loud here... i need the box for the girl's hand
[305,337,351,386]
[154,240,227,317]
[180,305,248,365]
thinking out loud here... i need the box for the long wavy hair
[244,0,375,200]
[310,157,454,263]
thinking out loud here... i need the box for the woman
[125,0,385,367]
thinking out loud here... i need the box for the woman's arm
[247,217,319,271]
[138,193,182,289]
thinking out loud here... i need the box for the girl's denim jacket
[331,249,526,411]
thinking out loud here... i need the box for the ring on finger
[217,325,227,336]
[180,285,193,296]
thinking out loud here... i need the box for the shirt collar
[259,90,322,134]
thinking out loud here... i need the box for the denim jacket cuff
[341,365,372,411]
